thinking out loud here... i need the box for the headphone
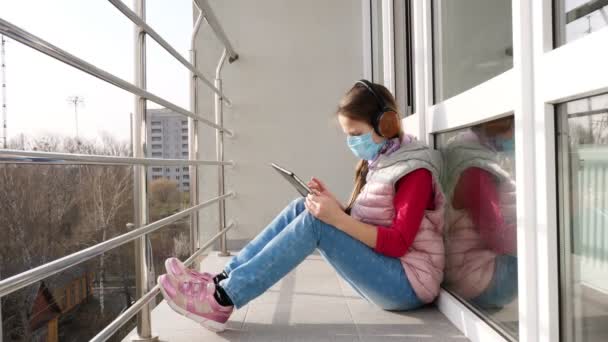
[355,79,401,139]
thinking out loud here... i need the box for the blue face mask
[346,132,386,161]
[496,136,515,153]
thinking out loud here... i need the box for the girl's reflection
[442,118,517,309]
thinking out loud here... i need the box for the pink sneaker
[165,257,214,284]
[158,274,234,332]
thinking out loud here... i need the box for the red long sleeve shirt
[452,167,516,255]
[374,168,434,258]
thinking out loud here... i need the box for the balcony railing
[0,0,238,341]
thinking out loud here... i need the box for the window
[151,152,162,157]
[183,166,188,171]
[165,168,170,172]
[557,93,608,342]
[152,167,162,172]
[394,0,416,115]
[182,120,188,126]
[436,116,518,338]
[182,128,188,134]
[151,121,161,126]
[151,129,162,134]
[432,0,513,102]
[183,182,190,187]
[370,0,384,85]
[151,136,161,141]
[182,144,188,148]
[152,144,161,149]
[175,168,180,172]
[182,136,188,141]
[182,152,188,157]
[176,175,180,180]
[555,0,608,46]
[183,175,189,180]
[152,175,161,180]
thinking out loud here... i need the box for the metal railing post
[215,49,230,256]
[188,13,203,255]
[132,0,157,341]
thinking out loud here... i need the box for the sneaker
[165,257,214,284]
[158,274,234,332]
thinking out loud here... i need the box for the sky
[0,0,193,142]
[0,0,606,144]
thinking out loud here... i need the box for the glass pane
[395,0,416,116]
[371,0,384,84]
[558,93,608,342]
[436,116,519,338]
[432,0,513,103]
[405,0,415,115]
[555,0,608,46]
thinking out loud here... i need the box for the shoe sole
[158,276,227,333]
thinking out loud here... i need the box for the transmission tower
[67,95,85,138]
[1,35,7,148]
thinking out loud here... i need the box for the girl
[158,80,446,332]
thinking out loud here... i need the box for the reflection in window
[432,0,513,102]
[436,116,518,338]
[558,93,608,342]
[555,0,608,46]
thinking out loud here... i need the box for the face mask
[496,136,515,153]
[346,132,386,161]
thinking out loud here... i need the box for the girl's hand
[307,177,344,210]
[305,190,345,226]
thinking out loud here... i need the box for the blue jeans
[471,255,518,309]
[220,197,423,310]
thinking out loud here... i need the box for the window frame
[395,0,608,341]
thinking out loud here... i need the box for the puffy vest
[350,136,446,303]
[441,131,517,300]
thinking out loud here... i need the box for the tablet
[270,163,312,197]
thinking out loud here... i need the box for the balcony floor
[124,251,468,342]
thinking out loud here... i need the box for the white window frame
[385,0,608,342]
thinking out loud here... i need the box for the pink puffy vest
[441,132,517,299]
[350,136,446,303]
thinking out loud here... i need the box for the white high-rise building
[145,108,190,192]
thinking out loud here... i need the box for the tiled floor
[124,251,469,342]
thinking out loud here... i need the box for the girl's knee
[289,197,306,212]
[291,210,322,238]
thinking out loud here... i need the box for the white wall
[193,0,364,247]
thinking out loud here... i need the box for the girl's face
[338,114,385,144]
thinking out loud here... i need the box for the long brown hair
[337,81,402,213]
